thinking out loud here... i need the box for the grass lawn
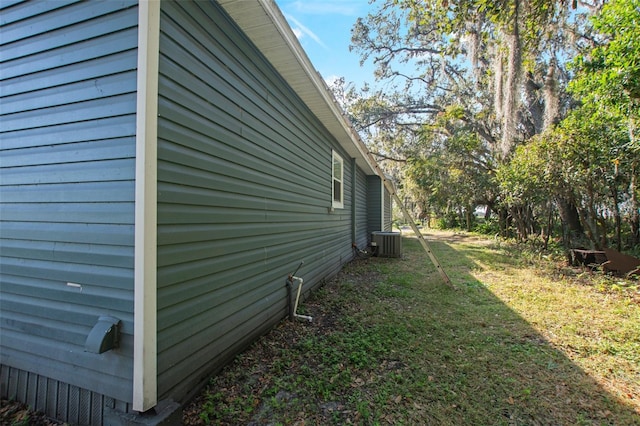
[185,231,639,425]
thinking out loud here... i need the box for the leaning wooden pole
[369,156,454,288]
[391,189,454,288]
[332,97,453,287]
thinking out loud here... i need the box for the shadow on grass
[406,234,639,425]
[186,234,639,425]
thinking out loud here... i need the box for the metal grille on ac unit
[371,231,402,257]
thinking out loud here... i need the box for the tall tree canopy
[570,0,640,149]
[342,0,639,249]
[348,0,588,156]
[568,0,640,245]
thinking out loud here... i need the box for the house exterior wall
[154,0,359,403]
[0,0,389,423]
[0,0,138,421]
[384,187,393,231]
[366,176,393,234]
[367,175,383,234]
[354,166,369,248]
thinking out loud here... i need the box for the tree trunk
[628,115,638,246]
[611,183,622,251]
[524,71,544,136]
[581,179,603,249]
[630,161,639,246]
[499,207,509,238]
[556,196,584,248]
[494,48,504,122]
[484,205,492,220]
[543,63,559,130]
[500,0,522,159]
[543,201,554,250]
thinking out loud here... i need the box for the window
[332,150,344,209]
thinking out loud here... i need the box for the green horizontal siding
[384,188,393,231]
[367,175,383,234]
[155,0,355,402]
[355,166,369,248]
[0,0,138,418]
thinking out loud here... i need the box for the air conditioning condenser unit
[371,231,402,257]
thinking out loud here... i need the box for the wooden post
[387,179,454,288]
[367,153,454,288]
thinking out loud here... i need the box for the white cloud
[285,13,328,49]
[291,27,303,39]
[325,75,342,86]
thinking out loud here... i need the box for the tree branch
[370,152,408,163]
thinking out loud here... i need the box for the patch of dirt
[182,256,381,425]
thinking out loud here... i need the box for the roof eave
[217,0,378,175]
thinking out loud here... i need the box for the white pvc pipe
[291,276,313,322]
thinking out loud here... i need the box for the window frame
[331,150,344,209]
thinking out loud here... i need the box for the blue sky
[274,0,376,88]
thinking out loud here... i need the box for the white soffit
[218,0,377,175]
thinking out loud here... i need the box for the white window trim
[332,150,344,209]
